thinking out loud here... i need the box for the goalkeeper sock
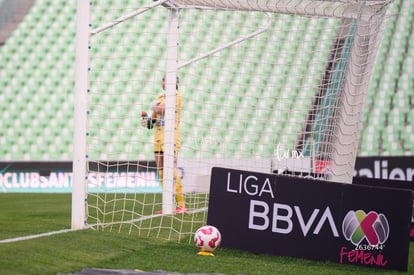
[158,169,163,186]
[158,168,185,208]
[174,168,185,208]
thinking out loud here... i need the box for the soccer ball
[194,225,222,256]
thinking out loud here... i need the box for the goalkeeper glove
[141,111,155,129]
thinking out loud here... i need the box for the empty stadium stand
[0,0,412,160]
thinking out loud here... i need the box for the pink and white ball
[194,225,222,256]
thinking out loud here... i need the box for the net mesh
[83,0,391,241]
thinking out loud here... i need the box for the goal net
[72,0,393,241]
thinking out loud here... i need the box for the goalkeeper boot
[174,205,187,214]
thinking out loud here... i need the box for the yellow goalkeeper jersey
[153,90,181,152]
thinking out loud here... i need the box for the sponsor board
[354,156,414,182]
[353,176,414,241]
[354,156,414,241]
[207,167,413,271]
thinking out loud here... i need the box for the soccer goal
[72,0,394,241]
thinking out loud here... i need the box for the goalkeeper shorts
[153,138,180,153]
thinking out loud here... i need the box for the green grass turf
[0,193,412,275]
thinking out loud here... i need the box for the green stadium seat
[0,0,413,160]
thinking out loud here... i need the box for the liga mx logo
[342,210,389,247]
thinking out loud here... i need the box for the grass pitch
[0,193,412,275]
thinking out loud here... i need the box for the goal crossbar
[90,0,390,36]
[170,0,388,19]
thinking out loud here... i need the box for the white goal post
[72,0,393,237]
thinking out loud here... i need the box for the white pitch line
[0,228,81,244]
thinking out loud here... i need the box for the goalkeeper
[141,75,186,214]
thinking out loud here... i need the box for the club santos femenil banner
[207,167,413,271]
[0,161,160,193]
